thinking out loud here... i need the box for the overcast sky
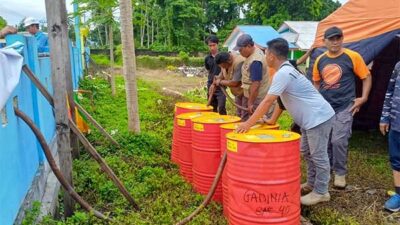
[0,0,349,26]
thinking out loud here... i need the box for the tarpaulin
[0,48,23,110]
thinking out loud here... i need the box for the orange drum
[219,123,279,217]
[176,112,218,182]
[191,115,240,202]
[171,102,213,165]
[226,130,301,225]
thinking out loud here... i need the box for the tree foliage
[74,0,341,52]
[0,16,7,29]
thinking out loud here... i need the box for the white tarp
[0,48,23,110]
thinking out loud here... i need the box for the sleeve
[268,71,291,96]
[349,50,370,79]
[380,63,400,124]
[312,56,322,81]
[37,35,49,53]
[232,62,243,81]
[249,61,263,81]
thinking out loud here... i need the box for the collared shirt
[381,62,400,132]
[34,31,49,53]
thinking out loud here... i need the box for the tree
[119,0,141,133]
[0,16,7,29]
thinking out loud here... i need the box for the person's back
[271,61,334,130]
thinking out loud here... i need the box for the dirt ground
[136,67,206,94]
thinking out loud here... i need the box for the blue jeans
[301,117,333,194]
[389,130,400,171]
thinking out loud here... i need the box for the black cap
[233,34,254,51]
[324,26,343,39]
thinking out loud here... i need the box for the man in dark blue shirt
[205,35,226,115]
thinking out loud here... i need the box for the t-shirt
[313,48,369,112]
[205,53,221,91]
[268,61,335,130]
[250,61,262,81]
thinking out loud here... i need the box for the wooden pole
[45,0,75,217]
[14,108,109,221]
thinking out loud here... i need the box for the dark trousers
[209,91,227,115]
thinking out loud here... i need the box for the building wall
[0,34,83,225]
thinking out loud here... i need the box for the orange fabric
[342,49,370,79]
[313,0,400,48]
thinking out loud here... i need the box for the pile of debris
[177,66,207,77]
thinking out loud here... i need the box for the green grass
[40,76,227,225]
[91,54,204,69]
[38,74,395,225]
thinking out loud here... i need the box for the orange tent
[309,0,400,129]
[313,0,400,48]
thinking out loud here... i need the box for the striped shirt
[381,62,400,132]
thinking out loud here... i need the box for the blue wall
[0,34,83,225]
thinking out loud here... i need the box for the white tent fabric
[0,48,23,110]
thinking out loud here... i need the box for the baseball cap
[24,17,39,28]
[233,34,254,51]
[324,26,343,39]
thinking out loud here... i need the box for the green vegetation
[40,76,226,224]
[0,16,6,30]
[37,74,394,225]
[74,0,341,52]
[92,53,204,69]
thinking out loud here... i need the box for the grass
[40,75,226,225]
[36,72,397,225]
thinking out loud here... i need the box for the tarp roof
[223,25,296,50]
[313,0,400,48]
[278,21,318,50]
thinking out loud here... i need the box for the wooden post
[45,0,75,217]
[109,24,116,96]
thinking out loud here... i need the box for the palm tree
[119,0,141,133]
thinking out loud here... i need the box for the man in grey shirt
[237,38,335,206]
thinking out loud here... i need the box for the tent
[309,0,400,129]
[278,21,319,51]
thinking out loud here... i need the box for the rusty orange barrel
[220,123,280,217]
[171,102,213,165]
[191,115,241,202]
[176,112,218,182]
[226,130,301,225]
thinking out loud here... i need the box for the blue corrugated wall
[0,34,83,225]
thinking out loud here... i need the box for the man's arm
[380,64,399,135]
[237,94,279,132]
[264,106,283,125]
[296,48,312,65]
[248,61,263,113]
[0,26,17,39]
[349,74,371,115]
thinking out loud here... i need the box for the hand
[349,97,367,116]
[236,122,251,133]
[380,123,390,136]
[0,25,17,38]
[215,79,221,86]
[248,104,254,114]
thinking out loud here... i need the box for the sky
[0,0,349,26]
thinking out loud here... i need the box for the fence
[0,34,83,225]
